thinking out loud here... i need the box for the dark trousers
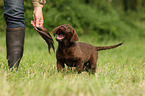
[4,0,25,28]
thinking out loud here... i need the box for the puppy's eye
[73,30,75,33]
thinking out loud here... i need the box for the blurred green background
[0,0,145,41]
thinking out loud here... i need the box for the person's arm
[31,0,46,27]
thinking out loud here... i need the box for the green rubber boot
[6,27,25,70]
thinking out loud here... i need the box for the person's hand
[31,7,43,27]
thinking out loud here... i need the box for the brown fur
[53,24,123,74]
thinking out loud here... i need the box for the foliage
[0,0,145,41]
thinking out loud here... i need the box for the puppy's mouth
[56,30,65,41]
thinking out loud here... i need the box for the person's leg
[4,0,25,70]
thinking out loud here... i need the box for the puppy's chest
[57,46,80,61]
[58,49,78,67]
[58,48,74,57]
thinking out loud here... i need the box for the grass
[0,29,145,96]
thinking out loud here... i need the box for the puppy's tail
[96,42,123,51]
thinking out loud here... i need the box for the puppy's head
[53,24,79,43]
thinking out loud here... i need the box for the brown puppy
[53,24,122,74]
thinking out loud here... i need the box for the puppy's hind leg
[88,54,97,74]
[57,60,65,72]
[89,62,97,74]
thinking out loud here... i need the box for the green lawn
[0,29,145,96]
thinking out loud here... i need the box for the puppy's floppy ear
[70,29,79,42]
[53,26,60,36]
